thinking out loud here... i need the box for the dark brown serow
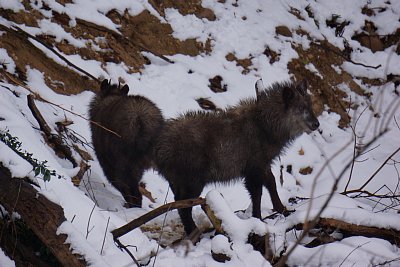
[154,79,319,235]
[89,80,163,207]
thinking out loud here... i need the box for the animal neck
[255,102,295,147]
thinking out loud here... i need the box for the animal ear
[255,79,265,100]
[296,79,308,96]
[120,84,129,95]
[282,86,295,107]
[100,79,110,93]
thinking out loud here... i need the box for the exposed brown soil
[226,53,253,74]
[288,40,367,128]
[0,1,396,126]
[148,0,216,21]
[0,3,206,94]
[0,24,98,94]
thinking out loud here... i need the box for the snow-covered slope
[0,1,399,266]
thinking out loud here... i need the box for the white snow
[0,0,400,266]
[0,248,14,267]
[0,48,16,73]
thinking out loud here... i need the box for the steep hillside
[0,1,399,266]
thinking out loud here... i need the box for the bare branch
[86,203,96,239]
[27,94,78,167]
[114,238,140,267]
[2,70,121,138]
[358,146,400,191]
[111,198,205,239]
[101,217,110,255]
[338,241,370,267]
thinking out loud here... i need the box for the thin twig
[101,217,110,255]
[358,146,400,191]
[11,180,22,257]
[345,190,400,199]
[86,203,96,239]
[372,257,400,266]
[114,238,140,267]
[344,106,369,192]
[338,241,370,267]
[317,41,381,69]
[152,187,170,267]
[276,128,391,266]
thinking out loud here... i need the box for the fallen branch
[71,161,90,186]
[2,70,121,138]
[138,182,156,203]
[317,218,400,245]
[290,216,400,247]
[201,203,223,234]
[27,94,78,168]
[202,191,271,259]
[111,198,205,239]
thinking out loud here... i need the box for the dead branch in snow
[111,198,205,239]
[1,70,122,138]
[317,218,400,245]
[71,161,91,186]
[201,204,223,234]
[291,218,400,246]
[27,94,78,168]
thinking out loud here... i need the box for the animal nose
[312,120,320,130]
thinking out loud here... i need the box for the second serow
[154,79,320,235]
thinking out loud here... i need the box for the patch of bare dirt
[116,10,204,57]
[0,6,42,27]
[148,0,216,21]
[0,25,98,94]
[226,53,252,74]
[288,40,368,128]
[0,4,206,94]
[141,222,185,247]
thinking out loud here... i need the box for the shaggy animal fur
[89,80,163,207]
[154,79,319,234]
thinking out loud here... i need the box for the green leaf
[44,173,50,181]
[44,170,51,182]
[34,167,40,177]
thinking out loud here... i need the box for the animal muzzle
[307,118,320,131]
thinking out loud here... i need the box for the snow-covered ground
[1,0,399,266]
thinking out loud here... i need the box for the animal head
[255,79,319,137]
[99,79,129,98]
